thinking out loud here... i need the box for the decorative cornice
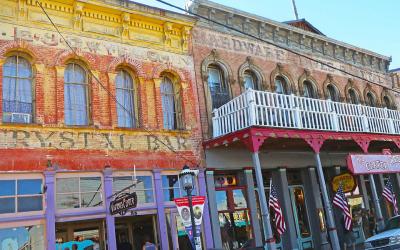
[188,0,391,73]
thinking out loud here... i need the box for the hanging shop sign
[110,192,137,216]
[174,196,206,250]
[331,173,356,193]
[347,153,400,174]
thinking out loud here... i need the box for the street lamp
[179,165,201,250]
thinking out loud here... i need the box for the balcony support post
[328,100,339,131]
[212,109,219,137]
[247,89,257,126]
[291,94,302,129]
[314,152,341,250]
[304,138,340,250]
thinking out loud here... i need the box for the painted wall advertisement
[174,196,206,250]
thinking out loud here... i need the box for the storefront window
[113,175,154,204]
[0,179,43,214]
[162,174,197,202]
[0,224,45,249]
[56,177,103,209]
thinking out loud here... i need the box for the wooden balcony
[212,89,400,138]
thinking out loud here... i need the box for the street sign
[110,192,137,216]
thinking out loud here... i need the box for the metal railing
[212,89,400,137]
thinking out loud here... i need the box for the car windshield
[385,217,400,231]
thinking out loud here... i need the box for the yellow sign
[331,173,356,193]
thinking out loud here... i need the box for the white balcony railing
[212,89,400,138]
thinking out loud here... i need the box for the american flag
[383,179,398,215]
[333,184,352,230]
[269,182,286,235]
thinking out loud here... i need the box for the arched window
[275,76,289,95]
[383,96,392,109]
[2,55,33,123]
[303,81,317,98]
[243,70,258,90]
[207,65,229,109]
[365,92,376,107]
[326,84,340,102]
[161,76,183,130]
[348,89,359,104]
[116,69,135,128]
[64,63,89,125]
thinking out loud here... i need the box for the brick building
[0,1,213,250]
[188,0,400,249]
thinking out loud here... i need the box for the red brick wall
[0,39,203,171]
[192,27,394,139]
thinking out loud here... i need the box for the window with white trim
[2,55,34,123]
[0,178,43,214]
[56,176,103,209]
[64,63,89,126]
[161,174,197,202]
[116,69,136,128]
[113,175,154,204]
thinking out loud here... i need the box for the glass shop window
[162,174,197,202]
[56,177,103,209]
[0,179,43,214]
[0,224,45,249]
[113,175,154,204]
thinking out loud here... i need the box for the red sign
[347,154,400,174]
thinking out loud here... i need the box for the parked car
[365,215,400,249]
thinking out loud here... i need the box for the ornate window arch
[2,53,34,123]
[363,86,379,107]
[381,90,395,109]
[270,63,294,94]
[115,67,138,128]
[238,57,264,91]
[345,79,362,104]
[64,61,90,126]
[201,50,233,110]
[323,75,341,102]
[365,91,377,107]
[298,70,319,98]
[160,71,184,130]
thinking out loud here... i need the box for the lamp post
[179,165,201,250]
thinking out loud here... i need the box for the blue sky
[131,0,400,70]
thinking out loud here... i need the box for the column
[205,170,222,249]
[314,153,340,250]
[153,169,169,250]
[273,168,298,250]
[302,167,330,250]
[393,174,400,212]
[243,168,262,247]
[251,152,276,250]
[368,175,385,230]
[198,169,214,249]
[44,169,56,250]
[358,175,370,210]
[103,167,117,250]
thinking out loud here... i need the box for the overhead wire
[154,0,400,95]
[35,1,199,167]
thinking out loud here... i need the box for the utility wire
[35,1,199,167]
[155,0,400,95]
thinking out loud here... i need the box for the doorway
[288,185,313,250]
[216,187,253,249]
[115,215,158,250]
[56,219,105,250]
